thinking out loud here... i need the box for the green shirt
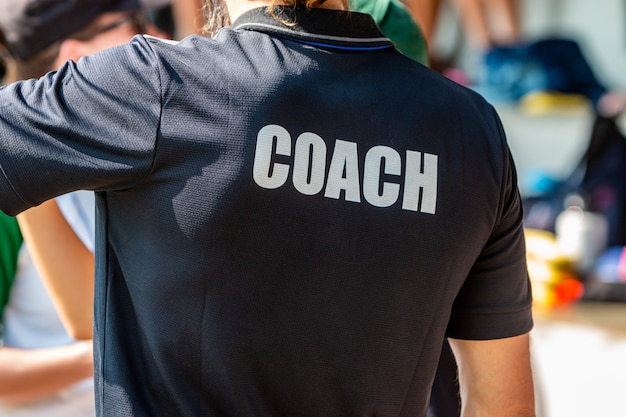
[351,0,429,65]
[0,213,21,321]
[351,0,389,22]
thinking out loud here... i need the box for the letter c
[253,124,291,189]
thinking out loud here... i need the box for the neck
[225,1,347,23]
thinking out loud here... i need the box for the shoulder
[135,33,235,72]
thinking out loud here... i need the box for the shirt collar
[231,6,394,51]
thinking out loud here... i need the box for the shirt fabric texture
[0,6,532,417]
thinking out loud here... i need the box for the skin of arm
[0,340,93,406]
[16,200,95,340]
[449,333,536,417]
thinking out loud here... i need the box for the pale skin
[0,341,93,406]
[2,11,164,406]
[15,2,535,415]
[450,334,536,417]
[16,199,95,340]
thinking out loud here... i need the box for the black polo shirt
[0,6,532,417]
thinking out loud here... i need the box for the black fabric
[0,7,532,416]
[427,340,461,417]
[234,6,393,49]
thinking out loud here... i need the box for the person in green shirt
[351,0,429,65]
[0,213,21,324]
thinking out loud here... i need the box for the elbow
[66,325,93,341]
[60,315,93,341]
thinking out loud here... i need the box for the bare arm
[449,333,536,417]
[17,200,94,340]
[0,340,93,406]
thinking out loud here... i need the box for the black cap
[0,0,144,60]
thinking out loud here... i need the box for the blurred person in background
[0,213,21,340]
[0,1,167,415]
[350,0,429,65]
[404,0,520,50]
[403,0,520,76]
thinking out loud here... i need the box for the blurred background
[430,0,626,415]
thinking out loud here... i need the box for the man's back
[0,6,532,417]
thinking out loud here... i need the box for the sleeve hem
[446,303,534,340]
[0,165,29,216]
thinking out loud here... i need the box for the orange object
[553,277,585,305]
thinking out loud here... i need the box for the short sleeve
[0,35,162,216]
[447,113,533,340]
